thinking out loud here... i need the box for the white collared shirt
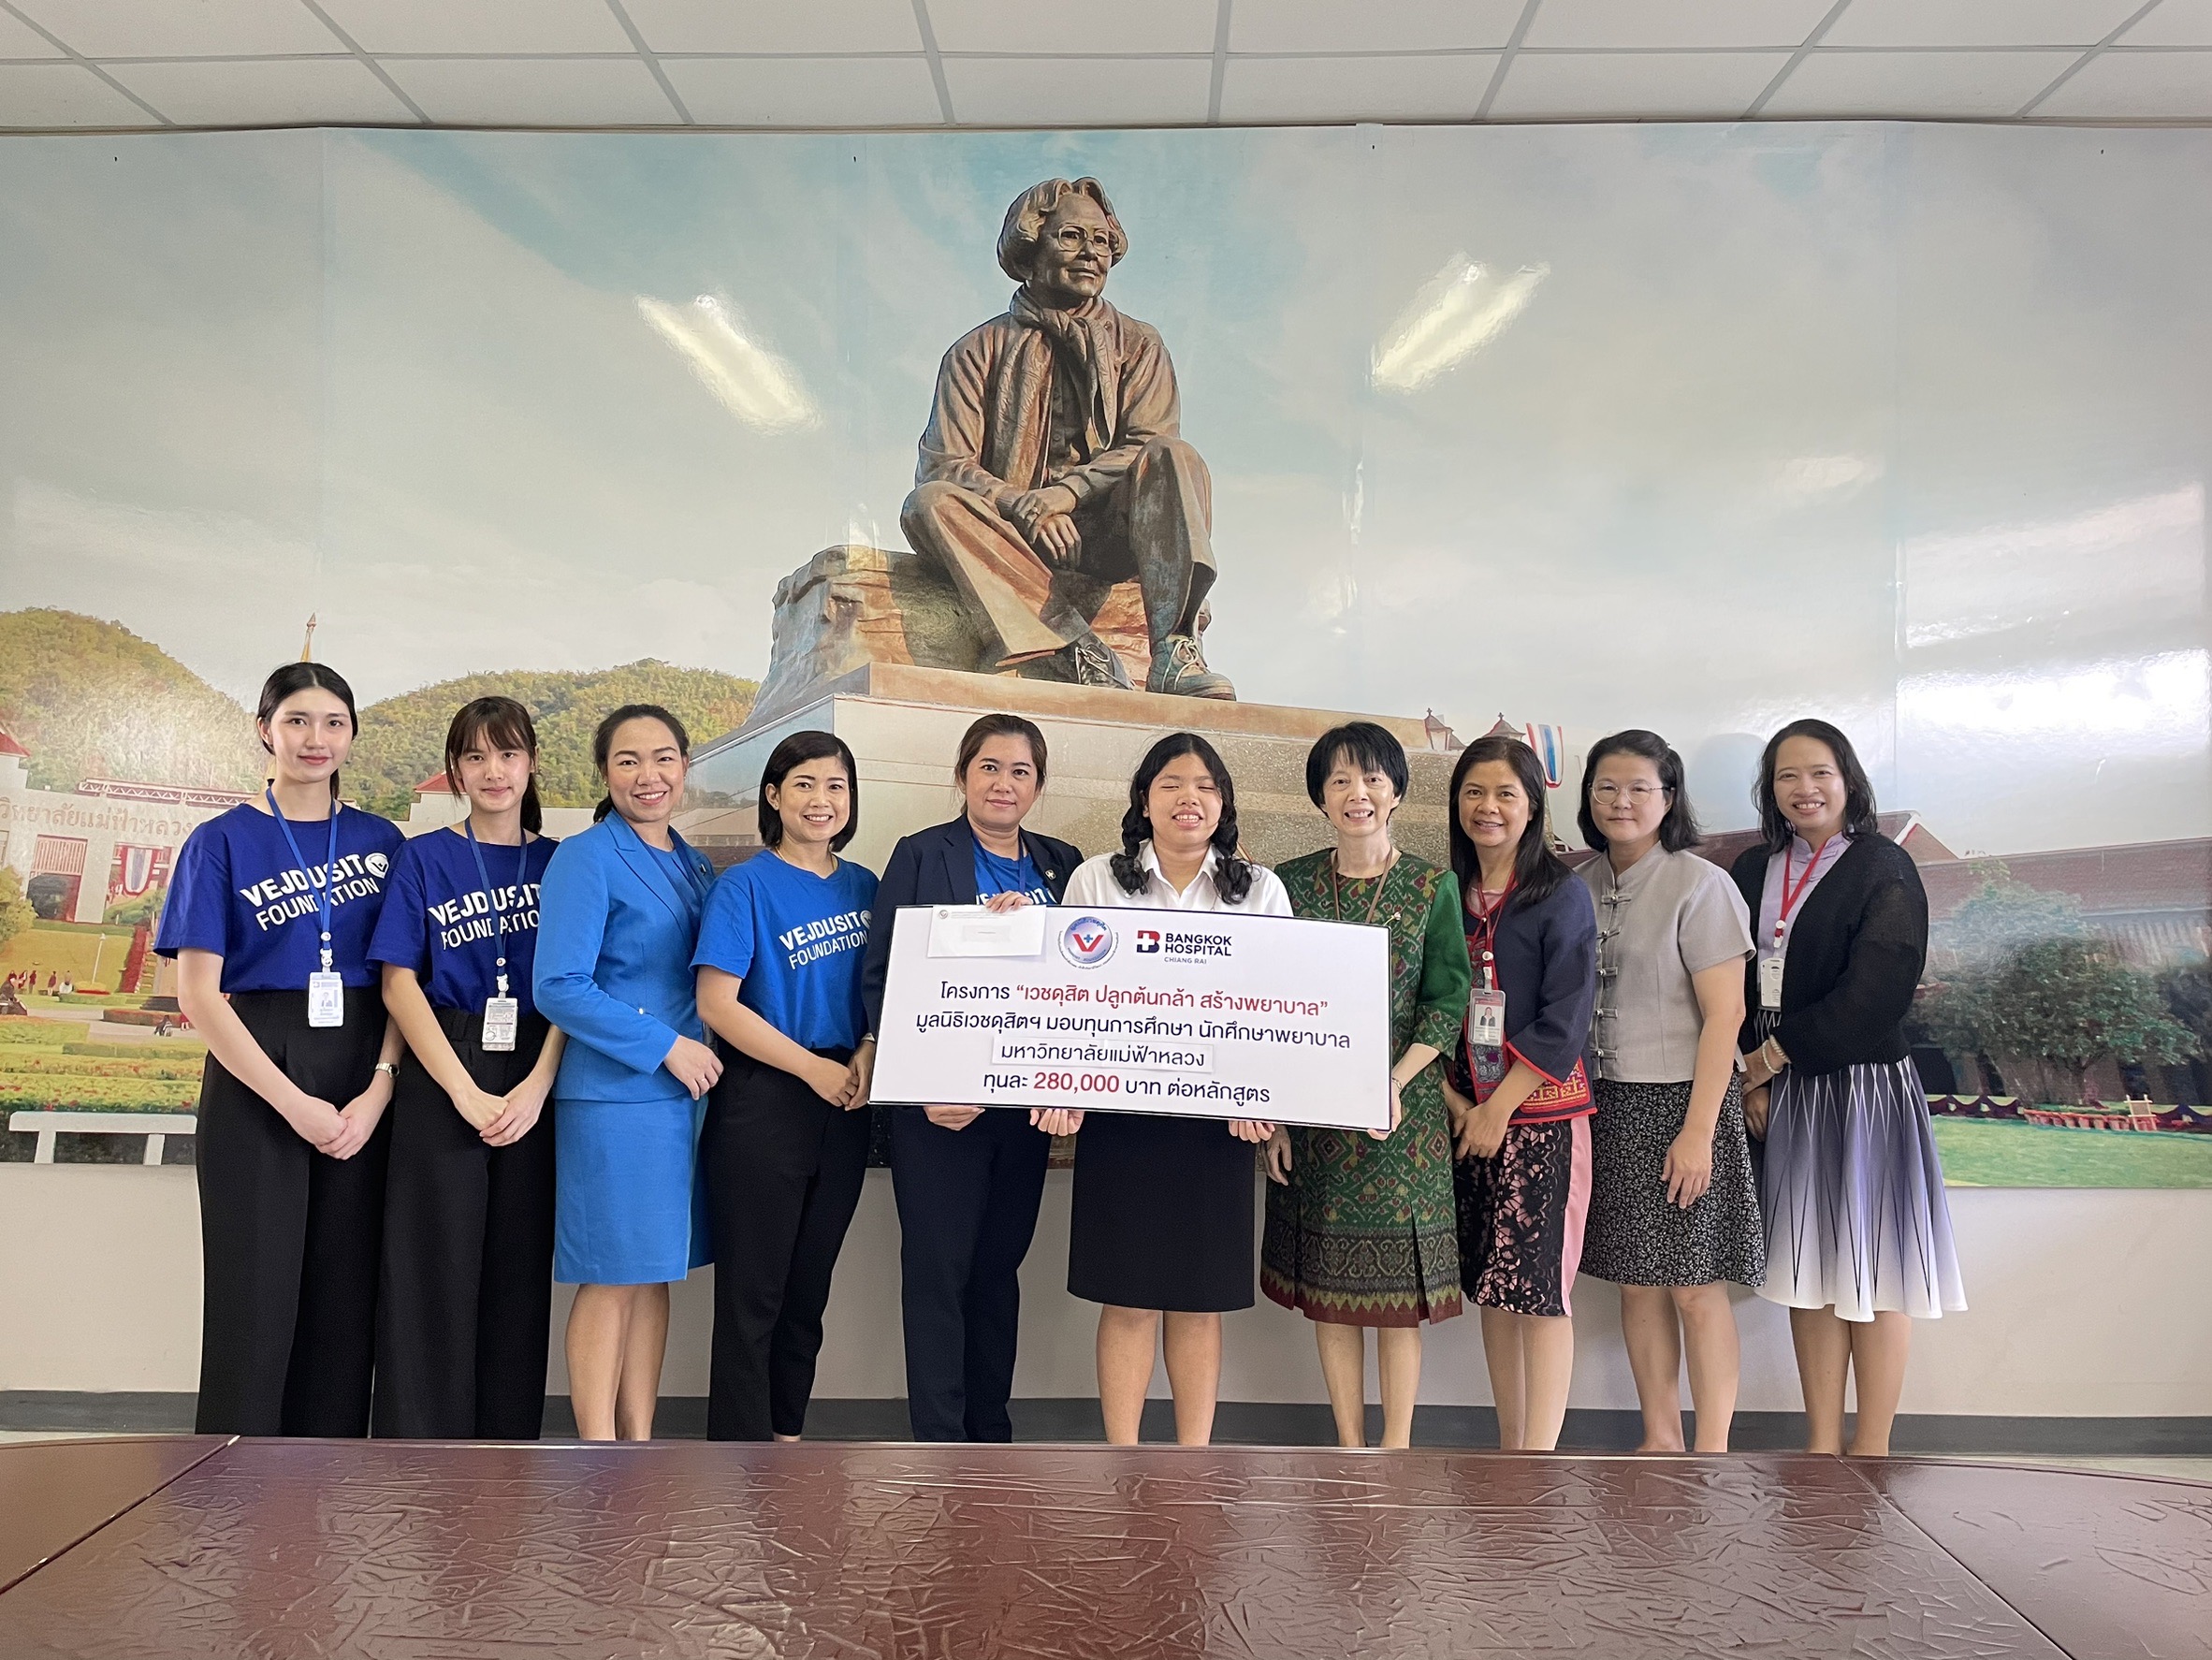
[1061,842,1291,916]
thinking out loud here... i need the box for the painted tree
[1914,868,2088,1095]
[1973,938,2196,1106]
[0,867,32,954]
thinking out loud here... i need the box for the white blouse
[1061,842,1291,917]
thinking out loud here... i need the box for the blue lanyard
[463,820,526,997]
[266,787,341,975]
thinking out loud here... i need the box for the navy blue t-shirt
[154,802,405,992]
[691,851,877,1052]
[973,839,1052,906]
[367,826,558,1017]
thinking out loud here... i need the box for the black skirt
[1068,1113,1255,1314]
[196,987,390,1437]
[371,1006,556,1440]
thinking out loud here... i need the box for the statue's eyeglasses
[1047,226,1115,254]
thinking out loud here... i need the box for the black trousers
[195,988,390,1437]
[889,1106,1051,1441]
[703,1048,871,1440]
[371,1008,556,1440]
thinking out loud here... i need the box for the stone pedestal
[684,663,1463,874]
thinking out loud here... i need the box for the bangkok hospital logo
[1059,915,1116,968]
[1136,928,1161,954]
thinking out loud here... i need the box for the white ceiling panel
[1823,0,2147,49]
[107,54,417,124]
[1218,51,1498,122]
[925,0,1218,56]
[943,53,1210,124]
[1492,50,1788,118]
[2119,0,2212,46]
[384,55,679,124]
[1229,0,1522,54]
[0,8,66,57]
[2036,48,2212,115]
[0,59,153,123]
[8,0,341,58]
[662,54,943,124]
[621,0,924,54]
[1524,0,1833,50]
[1764,49,2078,114]
[314,0,635,55]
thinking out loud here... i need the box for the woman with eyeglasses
[1574,730,1762,1453]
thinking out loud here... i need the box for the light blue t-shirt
[691,850,877,1052]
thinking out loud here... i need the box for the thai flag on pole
[1523,724,1568,789]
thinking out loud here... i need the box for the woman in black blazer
[1730,719,1964,1458]
[860,713,1082,1442]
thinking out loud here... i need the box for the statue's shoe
[1070,630,1133,689]
[1145,633,1236,700]
[1019,630,1132,689]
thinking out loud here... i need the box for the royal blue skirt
[553,1094,711,1285]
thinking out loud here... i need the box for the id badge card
[1758,954,1785,1010]
[1469,987,1506,1049]
[307,970,345,1028]
[482,996,519,1052]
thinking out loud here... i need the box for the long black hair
[1577,728,1700,853]
[590,703,691,823]
[444,695,543,836]
[757,729,859,852]
[1754,718,1879,852]
[1448,735,1571,910]
[255,662,357,802]
[1110,731,1254,904]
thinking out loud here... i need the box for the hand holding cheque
[871,904,1392,1132]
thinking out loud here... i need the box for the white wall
[4,1162,2205,1419]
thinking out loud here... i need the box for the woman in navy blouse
[533,705,720,1441]
[859,713,1082,1443]
[1442,734,1598,1451]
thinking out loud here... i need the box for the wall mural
[0,122,2205,1186]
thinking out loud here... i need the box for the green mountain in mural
[0,610,757,817]
[349,663,758,816]
[0,609,262,793]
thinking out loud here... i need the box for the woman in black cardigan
[859,713,1082,1442]
[1733,719,1964,1457]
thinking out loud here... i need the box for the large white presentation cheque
[871,904,1391,1132]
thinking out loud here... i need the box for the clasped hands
[1002,485,1082,566]
[287,1072,393,1161]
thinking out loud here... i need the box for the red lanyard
[1466,881,1515,988]
[1773,845,1823,947]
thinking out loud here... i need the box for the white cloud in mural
[1903,485,2204,648]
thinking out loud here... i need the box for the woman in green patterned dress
[1263,722,1472,1448]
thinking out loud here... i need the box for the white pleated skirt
[1755,1036,1968,1322]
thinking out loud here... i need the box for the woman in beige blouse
[1574,730,1763,1453]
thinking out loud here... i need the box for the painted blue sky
[1,122,2205,852]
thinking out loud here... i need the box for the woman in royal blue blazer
[860,713,1082,1442]
[533,704,721,1440]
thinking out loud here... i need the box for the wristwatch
[372,1061,400,1079]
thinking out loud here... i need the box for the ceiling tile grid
[0,0,2205,130]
